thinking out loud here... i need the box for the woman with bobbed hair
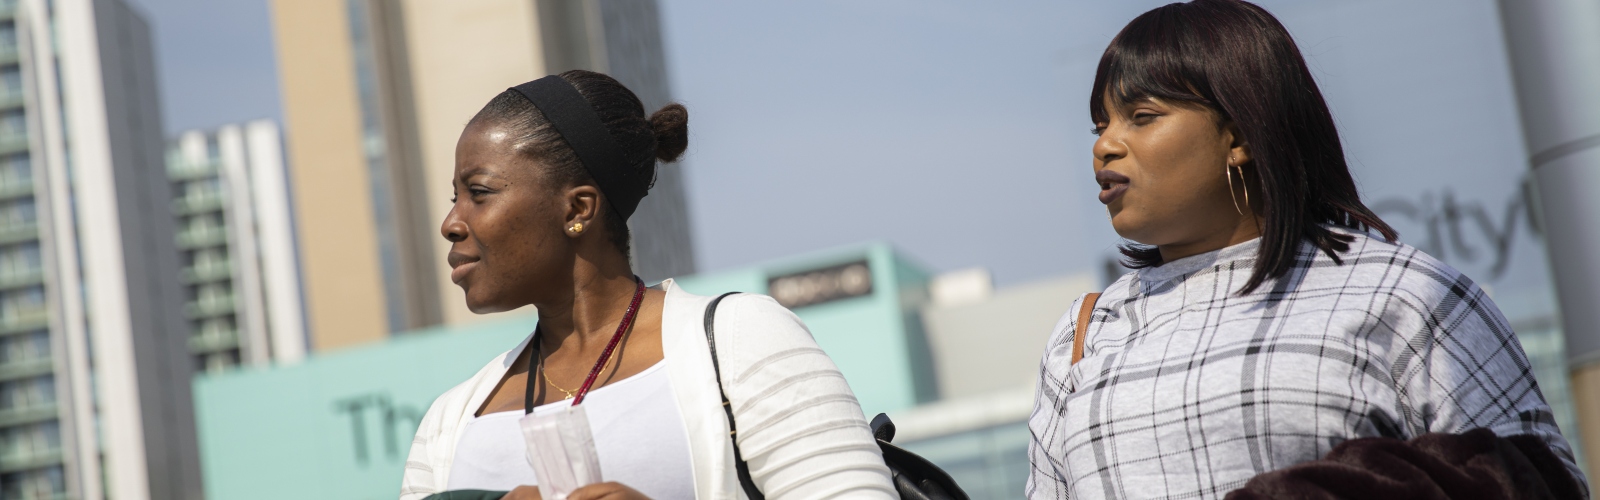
[400,70,897,500]
[1028,1,1586,498]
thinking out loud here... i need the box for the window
[197,282,231,304]
[0,242,39,276]
[0,110,22,139]
[185,213,222,234]
[197,316,234,337]
[0,465,65,499]
[201,350,239,373]
[0,154,29,184]
[185,177,222,201]
[0,286,44,322]
[0,375,54,410]
[0,330,47,363]
[0,197,35,226]
[0,22,15,57]
[191,247,228,269]
[0,421,59,456]
[0,68,20,103]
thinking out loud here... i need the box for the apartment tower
[270,0,696,350]
[167,120,308,373]
[0,0,203,499]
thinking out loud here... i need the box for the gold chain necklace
[541,364,582,400]
[540,352,618,400]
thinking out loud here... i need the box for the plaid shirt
[1027,229,1585,499]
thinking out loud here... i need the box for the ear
[1222,121,1252,166]
[563,184,602,239]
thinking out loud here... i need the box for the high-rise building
[167,120,308,374]
[0,0,203,499]
[269,0,696,351]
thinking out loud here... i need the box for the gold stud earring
[570,222,585,234]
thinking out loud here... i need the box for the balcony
[0,404,56,427]
[167,160,220,182]
[0,179,33,200]
[0,47,17,66]
[0,357,50,382]
[0,268,43,290]
[0,92,23,110]
[176,225,227,249]
[186,295,235,319]
[190,329,240,354]
[182,260,232,284]
[0,309,49,335]
[0,222,37,245]
[172,192,226,216]
[0,448,64,474]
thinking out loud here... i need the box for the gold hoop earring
[1225,158,1244,215]
[1234,164,1250,210]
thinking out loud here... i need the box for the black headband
[511,75,647,220]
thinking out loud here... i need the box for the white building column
[1496,0,1600,484]
[245,120,309,364]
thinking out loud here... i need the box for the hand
[568,482,650,500]
[501,485,541,500]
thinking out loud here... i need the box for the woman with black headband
[400,71,897,500]
[1027,1,1585,498]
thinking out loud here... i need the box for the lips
[448,252,480,284]
[1096,169,1131,205]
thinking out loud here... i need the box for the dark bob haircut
[1091,0,1396,294]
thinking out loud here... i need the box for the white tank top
[445,361,695,498]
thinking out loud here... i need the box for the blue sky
[128,0,1554,321]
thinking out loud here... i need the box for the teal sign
[192,317,535,500]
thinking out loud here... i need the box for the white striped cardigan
[400,279,897,499]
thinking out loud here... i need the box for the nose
[1093,127,1126,166]
[441,206,468,243]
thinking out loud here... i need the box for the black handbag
[704,293,969,500]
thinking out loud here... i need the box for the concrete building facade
[167,120,308,373]
[0,0,203,498]
[269,0,696,352]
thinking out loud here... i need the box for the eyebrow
[454,166,493,184]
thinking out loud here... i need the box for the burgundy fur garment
[1225,428,1585,500]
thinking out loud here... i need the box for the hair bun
[649,103,688,162]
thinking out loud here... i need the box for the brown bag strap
[1071,293,1101,365]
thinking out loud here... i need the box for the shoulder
[714,292,803,326]
[712,293,814,348]
[664,283,810,342]
[1046,275,1133,349]
[1325,228,1480,304]
[1046,294,1089,350]
[418,346,518,435]
[424,377,479,420]
[698,292,839,376]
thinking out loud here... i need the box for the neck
[1157,214,1262,263]
[536,260,640,353]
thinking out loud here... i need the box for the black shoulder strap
[705,292,765,500]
